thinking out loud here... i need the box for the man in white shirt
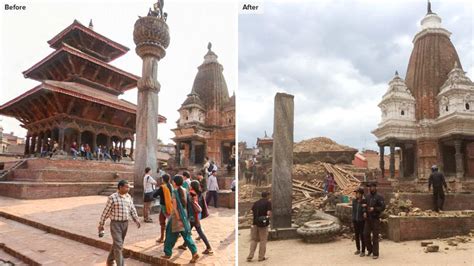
[143,167,157,223]
[206,170,219,208]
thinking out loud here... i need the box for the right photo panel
[238,0,474,264]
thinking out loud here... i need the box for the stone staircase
[0,158,133,199]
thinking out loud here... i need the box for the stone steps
[0,217,146,265]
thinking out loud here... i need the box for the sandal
[156,238,164,243]
[177,244,187,250]
[161,255,171,259]
[189,253,199,263]
[202,249,214,255]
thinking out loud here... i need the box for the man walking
[98,180,141,266]
[206,170,219,208]
[247,191,272,262]
[363,182,385,259]
[428,165,448,212]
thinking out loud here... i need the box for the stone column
[271,93,294,229]
[190,141,196,164]
[389,143,395,179]
[133,10,170,209]
[130,139,134,159]
[58,128,65,151]
[24,133,30,155]
[399,146,404,179]
[30,134,37,154]
[379,145,385,178]
[36,133,43,154]
[175,142,181,166]
[92,132,97,152]
[42,133,48,152]
[77,131,82,147]
[454,140,464,178]
[106,135,112,149]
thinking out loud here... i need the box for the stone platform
[0,158,133,199]
[388,213,474,242]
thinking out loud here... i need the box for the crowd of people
[37,139,130,162]
[98,157,222,265]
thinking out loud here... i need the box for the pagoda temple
[372,3,474,188]
[172,43,235,167]
[0,20,166,157]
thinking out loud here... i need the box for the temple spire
[207,42,212,51]
[395,70,399,76]
[88,19,94,30]
[427,0,433,14]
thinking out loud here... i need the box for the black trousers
[353,220,365,252]
[206,191,218,208]
[364,218,380,256]
[432,187,445,212]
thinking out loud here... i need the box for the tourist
[85,144,93,160]
[247,191,272,262]
[110,146,117,162]
[103,146,112,161]
[363,182,385,259]
[49,141,59,158]
[80,144,85,159]
[327,173,336,193]
[153,173,173,243]
[40,143,49,157]
[98,180,141,266]
[70,141,78,160]
[178,180,214,255]
[182,171,192,190]
[206,170,219,208]
[231,178,236,192]
[161,175,199,263]
[352,187,366,256]
[202,157,210,178]
[97,145,104,160]
[428,165,448,212]
[323,171,330,193]
[143,167,157,223]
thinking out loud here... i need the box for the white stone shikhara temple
[372,3,474,188]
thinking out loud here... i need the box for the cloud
[238,0,473,150]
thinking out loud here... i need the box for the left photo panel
[0,0,237,265]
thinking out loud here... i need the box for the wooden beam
[52,92,64,112]
[67,54,77,73]
[96,106,106,121]
[81,101,92,117]
[27,99,45,120]
[66,98,76,114]
[40,94,59,115]
[122,116,131,127]
[92,67,101,80]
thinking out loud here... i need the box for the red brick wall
[388,192,474,211]
[388,216,474,242]
[217,190,235,209]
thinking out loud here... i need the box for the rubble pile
[293,162,327,181]
[238,184,258,201]
[294,137,356,153]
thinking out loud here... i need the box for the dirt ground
[238,229,474,265]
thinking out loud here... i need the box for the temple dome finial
[427,0,433,14]
[395,70,399,76]
[89,19,94,30]
[208,42,212,51]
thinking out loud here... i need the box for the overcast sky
[238,0,474,151]
[0,0,237,145]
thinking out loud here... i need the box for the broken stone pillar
[132,8,170,210]
[454,140,464,178]
[271,93,294,229]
